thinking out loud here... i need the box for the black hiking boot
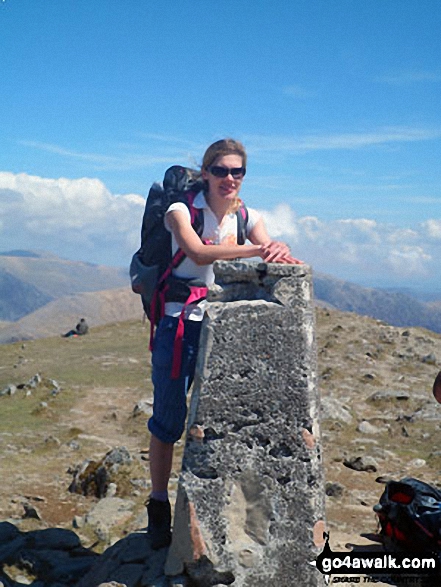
[147,497,172,550]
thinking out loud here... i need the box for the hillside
[314,271,441,333]
[0,250,128,322]
[0,287,142,344]
[0,308,440,586]
[0,270,54,320]
[1,250,441,347]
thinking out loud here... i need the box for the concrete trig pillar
[166,261,326,587]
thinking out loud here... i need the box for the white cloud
[246,127,441,154]
[423,219,441,240]
[0,171,439,288]
[259,204,299,240]
[19,141,178,171]
[256,203,440,286]
[388,246,432,274]
[0,172,145,265]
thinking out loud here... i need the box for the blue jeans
[148,316,202,444]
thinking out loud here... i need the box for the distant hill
[313,272,441,333]
[0,287,142,344]
[1,249,441,343]
[0,270,54,320]
[0,250,129,322]
[380,285,441,303]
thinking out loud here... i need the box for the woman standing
[146,138,302,549]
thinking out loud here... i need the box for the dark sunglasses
[208,165,246,179]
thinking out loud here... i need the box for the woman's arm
[166,209,263,265]
[248,217,303,264]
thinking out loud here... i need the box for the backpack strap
[148,192,205,352]
[236,201,249,245]
[171,284,208,379]
[151,197,248,379]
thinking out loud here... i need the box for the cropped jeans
[148,315,202,444]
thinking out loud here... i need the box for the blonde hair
[202,138,247,213]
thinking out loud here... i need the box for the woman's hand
[260,241,303,264]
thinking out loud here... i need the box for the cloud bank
[0,172,145,265]
[1,172,439,289]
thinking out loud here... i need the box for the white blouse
[164,191,260,320]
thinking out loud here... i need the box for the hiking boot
[147,497,172,550]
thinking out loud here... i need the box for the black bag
[130,166,205,316]
[374,477,441,551]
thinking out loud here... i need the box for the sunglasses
[208,165,246,179]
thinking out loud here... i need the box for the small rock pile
[0,521,232,587]
[0,521,98,587]
[68,447,147,500]
[0,374,60,399]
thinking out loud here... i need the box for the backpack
[374,477,441,552]
[130,165,249,377]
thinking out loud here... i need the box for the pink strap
[187,192,198,224]
[171,286,208,379]
[149,194,203,358]
[149,288,159,351]
[149,250,185,352]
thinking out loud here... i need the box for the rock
[76,531,172,587]
[104,447,132,468]
[132,400,153,417]
[343,455,378,472]
[47,378,60,390]
[27,373,42,388]
[325,482,345,498]
[375,475,394,484]
[68,440,81,451]
[73,515,85,529]
[68,447,140,499]
[83,497,135,543]
[0,525,98,586]
[0,522,20,541]
[408,458,426,468]
[29,527,82,550]
[0,385,17,397]
[367,390,410,402]
[22,503,41,520]
[185,555,235,586]
[320,397,353,424]
[357,421,381,435]
[422,353,437,365]
[69,459,111,498]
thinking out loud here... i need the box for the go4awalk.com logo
[312,533,440,584]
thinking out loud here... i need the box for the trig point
[166,261,326,587]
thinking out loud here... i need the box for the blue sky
[1,0,440,292]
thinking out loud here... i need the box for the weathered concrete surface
[166,261,326,586]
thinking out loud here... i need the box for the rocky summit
[0,303,440,586]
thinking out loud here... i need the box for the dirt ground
[0,311,440,586]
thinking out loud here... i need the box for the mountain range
[1,249,440,344]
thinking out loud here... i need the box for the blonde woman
[146,138,302,548]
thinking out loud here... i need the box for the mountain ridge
[1,249,440,344]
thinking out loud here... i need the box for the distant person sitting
[62,318,89,338]
[433,371,441,404]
